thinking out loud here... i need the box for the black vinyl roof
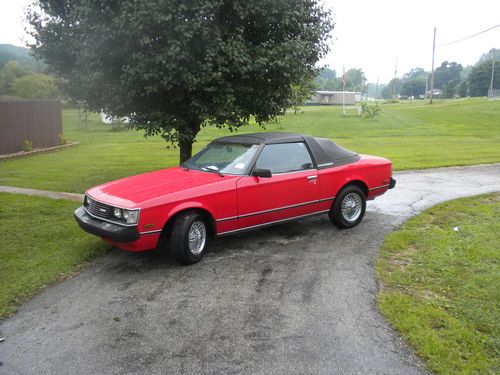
[215,132,305,144]
[214,132,360,169]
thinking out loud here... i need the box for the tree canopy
[401,68,428,98]
[434,61,463,94]
[11,73,58,99]
[29,0,333,162]
[468,59,499,97]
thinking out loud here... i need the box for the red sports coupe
[75,133,395,264]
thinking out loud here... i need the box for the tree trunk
[178,122,201,165]
[179,137,193,165]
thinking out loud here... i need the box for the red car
[75,133,395,264]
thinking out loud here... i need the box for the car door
[236,142,320,230]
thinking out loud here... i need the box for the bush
[22,140,32,152]
[360,103,382,118]
[59,134,68,145]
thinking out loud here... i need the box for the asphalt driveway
[1,164,499,374]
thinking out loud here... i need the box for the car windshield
[183,142,259,175]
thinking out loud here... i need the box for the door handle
[307,175,318,181]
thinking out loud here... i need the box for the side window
[255,142,314,174]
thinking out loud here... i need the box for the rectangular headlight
[123,209,139,224]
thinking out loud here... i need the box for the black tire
[170,211,208,265]
[329,185,366,228]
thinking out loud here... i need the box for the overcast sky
[1,0,499,83]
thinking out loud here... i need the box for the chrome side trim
[82,206,138,227]
[319,196,335,202]
[215,216,238,223]
[217,209,330,236]
[317,162,334,167]
[215,197,336,223]
[139,229,162,235]
[238,199,319,219]
[369,184,390,191]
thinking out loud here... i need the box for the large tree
[468,59,500,97]
[0,61,29,95]
[28,0,333,162]
[434,61,462,90]
[314,67,341,90]
[344,68,367,93]
[401,67,428,98]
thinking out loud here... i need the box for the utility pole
[489,48,496,97]
[429,27,436,104]
[375,77,379,101]
[392,58,398,99]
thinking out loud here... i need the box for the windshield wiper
[200,166,224,177]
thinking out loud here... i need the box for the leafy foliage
[11,73,58,99]
[289,79,316,114]
[28,0,333,162]
[401,68,428,98]
[457,81,468,98]
[344,68,367,92]
[22,140,33,152]
[381,78,402,99]
[468,59,499,97]
[314,67,341,90]
[0,61,29,95]
[360,102,381,118]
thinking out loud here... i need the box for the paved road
[1,164,499,375]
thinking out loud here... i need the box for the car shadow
[103,214,348,272]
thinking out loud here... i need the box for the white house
[308,91,361,105]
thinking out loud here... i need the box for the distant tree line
[0,60,58,100]
[315,48,499,99]
[314,67,367,93]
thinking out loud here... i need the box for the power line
[437,23,500,47]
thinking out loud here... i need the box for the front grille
[85,196,114,219]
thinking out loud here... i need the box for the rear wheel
[329,185,366,228]
[170,211,208,265]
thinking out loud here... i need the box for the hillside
[0,44,45,72]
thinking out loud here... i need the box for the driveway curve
[1,164,499,375]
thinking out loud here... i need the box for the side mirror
[252,168,272,178]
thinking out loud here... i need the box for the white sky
[1,0,499,83]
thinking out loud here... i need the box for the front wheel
[329,185,366,228]
[170,211,208,265]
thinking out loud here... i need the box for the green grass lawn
[0,97,499,193]
[0,193,109,318]
[376,193,500,374]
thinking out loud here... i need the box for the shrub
[22,140,33,152]
[59,134,68,145]
[360,103,382,118]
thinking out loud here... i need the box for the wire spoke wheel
[341,192,362,222]
[188,220,207,255]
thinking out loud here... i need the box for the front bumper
[389,177,396,189]
[74,207,139,242]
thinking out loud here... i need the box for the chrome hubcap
[188,220,206,255]
[341,192,362,222]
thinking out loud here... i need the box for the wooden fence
[0,100,62,155]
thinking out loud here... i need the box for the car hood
[86,167,239,208]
